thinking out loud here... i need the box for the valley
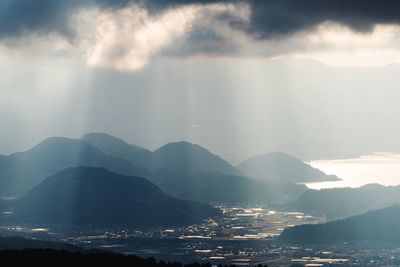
[3,204,400,266]
[1,134,400,266]
[1,204,323,265]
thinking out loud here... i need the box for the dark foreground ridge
[0,249,270,267]
[0,236,272,267]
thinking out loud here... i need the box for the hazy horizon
[2,58,400,164]
[2,1,400,164]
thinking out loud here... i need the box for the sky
[2,0,400,163]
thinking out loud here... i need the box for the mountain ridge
[279,204,400,243]
[13,167,220,227]
[0,137,148,196]
[286,183,400,220]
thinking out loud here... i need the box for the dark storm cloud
[144,0,400,37]
[1,0,400,40]
[0,0,136,39]
[246,0,400,38]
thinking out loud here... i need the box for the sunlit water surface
[307,152,400,189]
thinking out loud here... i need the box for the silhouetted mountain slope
[82,134,239,176]
[0,134,309,206]
[287,184,400,220]
[0,248,240,267]
[77,134,307,204]
[81,133,152,169]
[14,167,219,226]
[0,137,147,196]
[148,171,306,205]
[0,236,81,251]
[238,152,340,183]
[279,205,400,243]
[150,142,239,175]
[0,134,307,205]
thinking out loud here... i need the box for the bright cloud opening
[75,3,248,72]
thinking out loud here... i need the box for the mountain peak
[12,136,100,159]
[82,132,124,141]
[246,151,302,162]
[1,136,147,196]
[81,132,152,169]
[155,141,209,153]
[238,151,339,183]
[152,141,238,175]
[32,136,82,148]
[82,132,146,152]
